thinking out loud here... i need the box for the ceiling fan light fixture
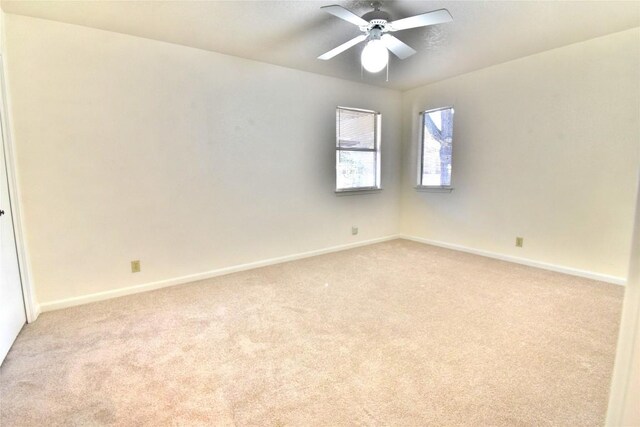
[361,39,388,73]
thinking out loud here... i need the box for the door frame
[0,54,38,323]
[606,174,640,425]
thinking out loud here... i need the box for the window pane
[337,151,377,190]
[422,108,453,187]
[337,109,375,150]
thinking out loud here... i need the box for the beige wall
[400,28,640,280]
[3,14,402,306]
[4,13,639,309]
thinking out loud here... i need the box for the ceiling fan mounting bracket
[361,9,391,24]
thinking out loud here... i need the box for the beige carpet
[0,239,624,426]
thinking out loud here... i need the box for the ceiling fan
[318,3,453,73]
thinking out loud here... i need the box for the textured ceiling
[2,0,639,90]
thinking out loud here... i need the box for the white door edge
[0,54,38,323]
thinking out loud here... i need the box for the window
[419,107,454,188]
[336,107,381,192]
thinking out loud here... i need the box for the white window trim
[335,188,382,196]
[414,186,454,193]
[335,106,382,193]
[417,106,454,192]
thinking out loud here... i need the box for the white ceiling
[2,0,639,90]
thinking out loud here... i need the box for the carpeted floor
[0,239,624,426]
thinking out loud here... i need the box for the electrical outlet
[131,260,141,273]
[515,237,524,248]
[351,226,358,235]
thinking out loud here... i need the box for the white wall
[401,28,640,280]
[3,14,402,307]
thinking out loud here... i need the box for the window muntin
[336,107,381,191]
[419,107,454,188]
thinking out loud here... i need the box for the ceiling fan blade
[318,34,367,60]
[388,9,453,32]
[321,5,369,27]
[380,34,416,60]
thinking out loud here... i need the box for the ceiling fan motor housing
[360,9,391,35]
[361,19,390,36]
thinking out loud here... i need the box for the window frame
[416,106,455,192]
[335,106,382,193]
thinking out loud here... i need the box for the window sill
[415,186,454,193]
[335,187,382,196]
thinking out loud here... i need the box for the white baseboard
[28,304,41,323]
[38,233,624,313]
[39,235,401,312]
[400,235,626,286]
